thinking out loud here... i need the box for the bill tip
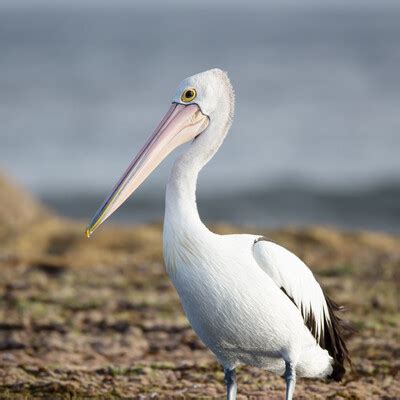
[85,227,92,238]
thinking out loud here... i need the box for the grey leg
[224,368,237,400]
[284,361,296,400]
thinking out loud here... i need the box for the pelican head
[86,68,234,237]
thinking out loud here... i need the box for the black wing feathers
[280,287,351,381]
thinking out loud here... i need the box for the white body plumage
[164,201,333,379]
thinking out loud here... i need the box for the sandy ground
[0,175,399,399]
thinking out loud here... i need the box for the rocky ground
[0,174,399,399]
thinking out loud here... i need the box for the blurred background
[1,0,399,231]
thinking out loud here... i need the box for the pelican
[86,69,350,399]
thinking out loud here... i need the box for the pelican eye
[181,88,197,103]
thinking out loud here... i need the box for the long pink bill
[86,103,209,237]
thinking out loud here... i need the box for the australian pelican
[86,69,350,399]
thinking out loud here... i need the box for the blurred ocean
[0,1,399,231]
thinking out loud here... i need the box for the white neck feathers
[164,97,233,233]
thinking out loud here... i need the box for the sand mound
[0,173,51,240]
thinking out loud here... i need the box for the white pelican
[86,69,350,399]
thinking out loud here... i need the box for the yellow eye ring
[181,87,197,103]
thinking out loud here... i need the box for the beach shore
[0,174,399,399]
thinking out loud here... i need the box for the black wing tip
[328,359,346,381]
[324,295,353,381]
[279,285,352,381]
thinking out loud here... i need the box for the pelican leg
[284,361,296,400]
[224,368,237,400]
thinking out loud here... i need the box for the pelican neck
[164,103,232,232]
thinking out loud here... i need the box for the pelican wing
[252,237,350,380]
